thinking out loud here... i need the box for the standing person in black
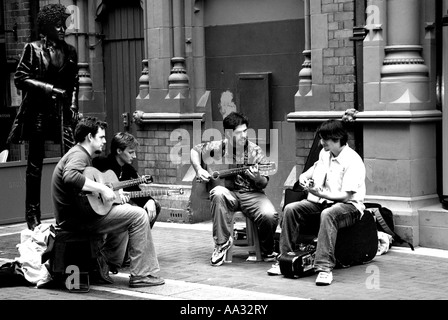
[92,132,160,272]
[7,4,79,230]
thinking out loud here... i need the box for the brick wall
[136,123,191,185]
[4,0,34,61]
[322,0,355,111]
[295,124,318,174]
[295,0,357,169]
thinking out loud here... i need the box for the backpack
[364,203,414,251]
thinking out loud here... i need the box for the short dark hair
[317,119,348,146]
[37,4,71,35]
[110,132,139,155]
[74,117,108,143]
[223,112,249,131]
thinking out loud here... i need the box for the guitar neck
[217,166,252,178]
[112,176,148,191]
[127,189,182,198]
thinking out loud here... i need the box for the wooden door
[102,0,144,155]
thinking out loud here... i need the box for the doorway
[101,0,144,158]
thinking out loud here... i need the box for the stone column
[361,0,441,247]
[380,0,430,107]
[442,1,448,197]
[296,0,311,97]
[294,0,330,111]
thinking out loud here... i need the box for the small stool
[225,211,263,263]
[49,228,103,292]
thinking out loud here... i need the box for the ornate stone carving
[78,62,93,100]
[138,59,149,99]
[167,57,190,99]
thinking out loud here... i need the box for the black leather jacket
[8,39,79,143]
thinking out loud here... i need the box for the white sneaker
[210,237,233,266]
[266,262,282,276]
[315,271,333,286]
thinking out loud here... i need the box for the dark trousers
[25,130,45,230]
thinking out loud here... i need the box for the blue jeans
[280,200,360,272]
[77,203,160,278]
[209,186,278,255]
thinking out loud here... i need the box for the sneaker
[129,275,165,288]
[315,271,333,286]
[210,237,233,266]
[267,262,282,276]
[262,252,278,262]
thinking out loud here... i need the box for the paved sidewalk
[1,218,448,302]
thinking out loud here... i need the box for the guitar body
[201,162,277,192]
[82,167,121,216]
[77,166,182,216]
[204,164,238,192]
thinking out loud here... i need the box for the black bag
[334,209,379,267]
[0,261,32,288]
[364,203,414,251]
[279,244,316,278]
[282,187,307,210]
[283,131,322,210]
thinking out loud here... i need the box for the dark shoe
[92,256,114,284]
[122,257,130,268]
[129,275,165,288]
[108,264,119,275]
[25,213,41,231]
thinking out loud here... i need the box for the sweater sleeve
[62,149,88,190]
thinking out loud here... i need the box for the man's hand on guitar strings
[245,164,263,183]
[100,185,116,202]
[118,189,131,204]
[196,167,211,182]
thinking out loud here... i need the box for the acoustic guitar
[196,162,277,191]
[78,166,183,216]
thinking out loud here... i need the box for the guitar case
[334,209,378,268]
[283,131,322,210]
[279,244,316,278]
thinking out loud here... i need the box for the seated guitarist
[92,132,160,228]
[51,117,165,288]
[190,111,278,266]
[92,131,160,273]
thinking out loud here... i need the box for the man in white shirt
[268,119,366,286]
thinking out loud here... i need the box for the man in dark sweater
[52,117,164,287]
[92,132,160,272]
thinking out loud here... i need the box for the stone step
[418,204,448,250]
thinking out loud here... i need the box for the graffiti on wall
[218,90,237,120]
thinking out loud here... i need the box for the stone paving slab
[1,219,448,301]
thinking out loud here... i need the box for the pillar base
[365,194,439,248]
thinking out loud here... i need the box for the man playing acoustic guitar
[51,117,165,287]
[92,131,160,273]
[191,112,278,266]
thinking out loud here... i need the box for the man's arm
[190,147,211,182]
[82,177,116,202]
[245,144,269,189]
[307,187,353,202]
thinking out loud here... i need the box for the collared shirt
[193,139,268,192]
[303,145,366,214]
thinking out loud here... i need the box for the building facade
[1,0,447,249]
